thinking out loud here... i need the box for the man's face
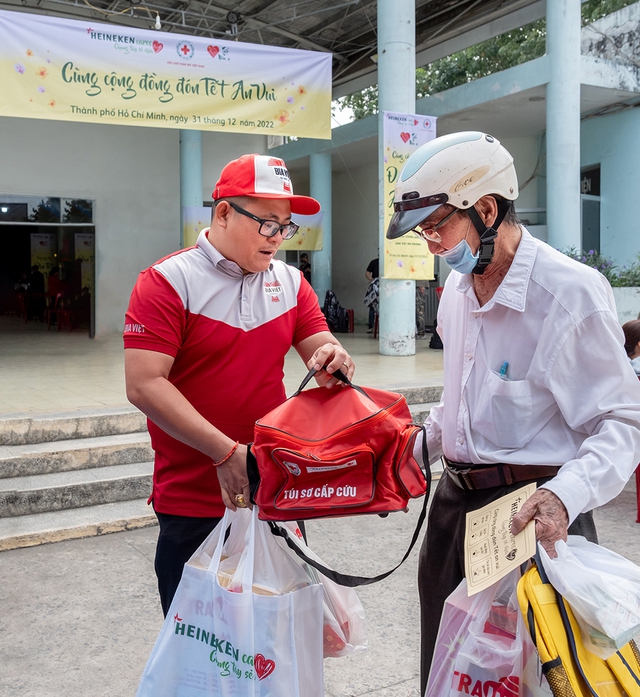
[415,205,475,256]
[221,197,292,274]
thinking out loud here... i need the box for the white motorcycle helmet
[387,131,518,241]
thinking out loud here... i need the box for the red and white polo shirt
[124,229,328,517]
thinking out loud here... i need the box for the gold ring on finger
[235,494,247,508]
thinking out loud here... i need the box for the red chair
[46,293,73,331]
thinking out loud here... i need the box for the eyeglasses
[411,207,459,244]
[226,201,299,240]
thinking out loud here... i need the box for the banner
[74,233,95,295]
[30,233,56,282]
[382,112,437,280]
[0,10,331,139]
[182,208,323,251]
[280,211,323,251]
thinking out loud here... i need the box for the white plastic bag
[426,570,552,697]
[136,508,324,697]
[540,535,640,658]
[278,521,368,658]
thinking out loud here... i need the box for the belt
[444,457,561,491]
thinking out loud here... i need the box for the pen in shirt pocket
[499,361,509,380]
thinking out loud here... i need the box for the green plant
[614,254,640,287]
[562,248,640,287]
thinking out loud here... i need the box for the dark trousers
[418,473,598,696]
[154,511,221,617]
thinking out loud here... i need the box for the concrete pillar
[378,0,416,355]
[179,129,203,248]
[310,151,332,305]
[546,0,581,251]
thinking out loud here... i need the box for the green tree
[338,0,637,120]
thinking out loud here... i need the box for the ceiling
[0,0,541,93]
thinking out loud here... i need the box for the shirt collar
[456,227,538,313]
[195,228,274,276]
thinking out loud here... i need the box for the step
[0,461,153,517]
[0,406,147,446]
[0,432,153,478]
[395,385,443,406]
[0,498,157,552]
[409,402,439,424]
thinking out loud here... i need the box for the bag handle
[208,507,234,573]
[292,365,371,400]
[267,427,430,587]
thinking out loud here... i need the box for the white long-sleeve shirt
[424,228,640,524]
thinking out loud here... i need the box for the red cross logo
[180,44,190,55]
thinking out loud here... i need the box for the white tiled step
[0,432,153,478]
[0,461,153,517]
[0,498,157,552]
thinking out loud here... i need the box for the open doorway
[0,195,95,337]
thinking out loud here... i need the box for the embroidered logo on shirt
[264,281,282,302]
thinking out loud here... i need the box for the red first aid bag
[249,367,429,522]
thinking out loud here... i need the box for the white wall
[332,158,378,324]
[581,107,640,267]
[0,116,266,335]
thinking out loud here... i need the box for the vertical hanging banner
[30,233,56,280]
[0,10,331,138]
[382,112,437,280]
[74,233,95,295]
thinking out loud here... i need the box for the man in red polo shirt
[124,153,353,614]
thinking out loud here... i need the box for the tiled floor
[0,316,444,414]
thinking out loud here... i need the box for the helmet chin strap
[465,199,511,275]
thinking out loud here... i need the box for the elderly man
[387,131,640,692]
[124,153,353,615]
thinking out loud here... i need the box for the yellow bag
[517,561,640,697]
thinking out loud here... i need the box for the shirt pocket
[471,369,533,449]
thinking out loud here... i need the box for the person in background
[365,257,379,333]
[299,252,312,284]
[623,319,640,376]
[386,131,640,693]
[27,264,46,320]
[47,267,64,300]
[123,154,354,616]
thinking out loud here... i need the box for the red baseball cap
[212,154,320,215]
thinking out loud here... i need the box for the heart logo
[414,119,419,125]
[152,41,163,53]
[254,654,275,681]
[400,132,410,143]
[207,45,219,59]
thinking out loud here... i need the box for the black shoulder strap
[267,429,430,587]
[267,490,428,587]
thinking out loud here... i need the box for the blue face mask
[439,238,479,275]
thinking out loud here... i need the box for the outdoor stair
[0,386,443,551]
[0,407,155,551]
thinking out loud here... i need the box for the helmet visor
[386,203,442,239]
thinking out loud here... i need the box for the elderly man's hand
[307,343,354,388]
[510,488,569,558]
